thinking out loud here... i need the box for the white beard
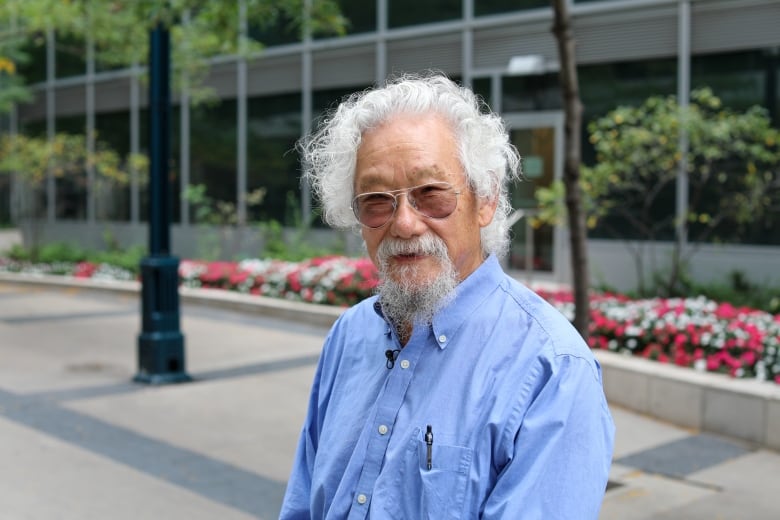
[375,234,459,330]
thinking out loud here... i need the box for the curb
[2,272,778,451]
[596,350,780,450]
[0,272,345,329]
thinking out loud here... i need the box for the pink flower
[73,261,97,278]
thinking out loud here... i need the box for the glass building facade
[2,0,779,280]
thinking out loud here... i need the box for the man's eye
[359,195,395,212]
[362,194,392,205]
[417,186,446,198]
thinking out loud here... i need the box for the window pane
[579,58,676,166]
[249,13,299,47]
[56,34,85,79]
[55,115,87,220]
[17,37,47,84]
[388,0,461,28]
[95,110,131,221]
[774,50,780,128]
[578,58,676,242]
[247,93,301,224]
[502,74,562,112]
[337,0,376,35]
[315,0,376,39]
[580,58,676,125]
[188,99,237,223]
[21,119,46,138]
[313,86,364,116]
[475,0,547,17]
[692,50,765,112]
[471,77,494,112]
[691,50,779,245]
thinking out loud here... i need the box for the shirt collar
[431,255,503,349]
[371,255,505,347]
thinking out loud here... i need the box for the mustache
[376,234,449,260]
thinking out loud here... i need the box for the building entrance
[503,112,563,275]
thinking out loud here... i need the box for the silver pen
[425,425,433,470]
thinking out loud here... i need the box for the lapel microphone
[385,348,401,369]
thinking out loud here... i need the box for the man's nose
[389,194,425,238]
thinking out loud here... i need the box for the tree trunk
[551,0,590,337]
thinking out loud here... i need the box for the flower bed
[1,255,778,384]
[178,256,379,307]
[535,289,780,384]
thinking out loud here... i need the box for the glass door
[503,112,563,275]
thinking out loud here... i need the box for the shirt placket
[346,341,425,520]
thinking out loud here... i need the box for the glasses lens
[410,184,457,219]
[354,193,396,228]
[352,182,459,228]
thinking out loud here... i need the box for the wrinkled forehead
[353,112,464,191]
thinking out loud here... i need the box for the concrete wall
[13,220,780,294]
[0,229,22,253]
[578,239,780,293]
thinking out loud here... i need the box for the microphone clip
[385,348,401,369]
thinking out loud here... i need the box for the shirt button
[378,424,389,435]
[438,334,447,343]
[357,494,368,505]
[400,359,410,369]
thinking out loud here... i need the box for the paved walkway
[1,281,778,519]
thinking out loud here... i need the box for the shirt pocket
[385,429,473,520]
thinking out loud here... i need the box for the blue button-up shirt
[280,256,614,519]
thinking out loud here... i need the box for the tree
[0,0,345,234]
[0,30,31,113]
[0,131,148,256]
[536,88,780,295]
[550,0,590,337]
[0,0,345,104]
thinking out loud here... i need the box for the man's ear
[477,195,498,228]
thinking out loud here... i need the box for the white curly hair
[299,73,522,258]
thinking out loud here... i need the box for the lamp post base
[135,255,190,385]
[134,331,191,385]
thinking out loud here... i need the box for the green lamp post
[135,23,190,385]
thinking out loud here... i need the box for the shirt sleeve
[481,354,615,519]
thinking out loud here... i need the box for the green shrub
[596,268,779,314]
[686,272,780,314]
[645,268,780,314]
[257,219,344,262]
[5,243,31,261]
[37,242,88,264]
[88,245,146,275]
[2,241,146,276]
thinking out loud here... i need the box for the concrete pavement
[1,280,779,519]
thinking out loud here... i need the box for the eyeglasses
[351,181,462,229]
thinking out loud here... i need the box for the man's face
[354,112,496,287]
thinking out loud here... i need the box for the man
[280,74,614,519]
